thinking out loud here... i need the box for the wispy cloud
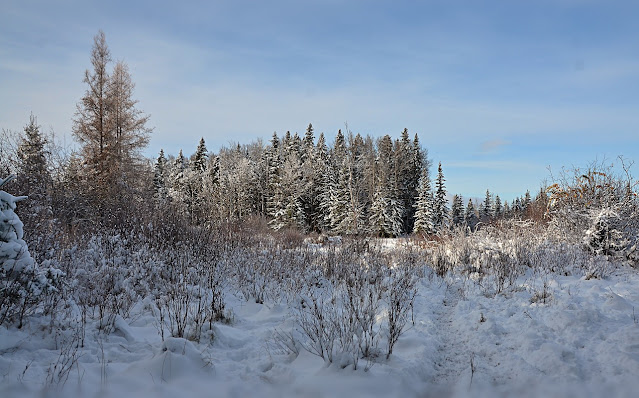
[480,139,511,154]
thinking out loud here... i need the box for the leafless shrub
[584,255,613,280]
[153,249,227,342]
[228,247,274,304]
[291,244,420,369]
[147,223,228,342]
[530,280,551,304]
[267,329,301,359]
[295,286,337,363]
[46,328,82,388]
[294,268,382,369]
[385,251,419,358]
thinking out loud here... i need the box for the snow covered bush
[73,233,137,333]
[385,249,419,359]
[547,160,639,266]
[228,247,276,304]
[428,220,605,292]
[584,208,627,257]
[428,213,629,290]
[295,276,383,370]
[292,242,419,369]
[0,175,60,328]
[146,223,228,342]
[293,249,384,369]
[584,206,638,264]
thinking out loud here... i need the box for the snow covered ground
[1,262,639,397]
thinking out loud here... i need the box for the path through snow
[431,280,473,389]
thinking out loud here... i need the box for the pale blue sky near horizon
[1,0,638,201]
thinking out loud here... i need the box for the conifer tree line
[0,30,549,240]
[151,129,545,236]
[153,126,436,237]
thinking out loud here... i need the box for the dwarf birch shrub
[385,250,419,359]
[292,242,420,368]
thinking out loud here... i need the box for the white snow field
[1,261,639,398]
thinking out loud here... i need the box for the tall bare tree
[73,31,151,217]
[73,30,112,185]
[108,60,151,172]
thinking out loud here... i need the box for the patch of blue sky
[1,1,637,200]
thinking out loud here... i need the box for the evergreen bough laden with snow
[584,209,627,258]
[481,189,493,223]
[433,162,449,232]
[465,199,479,232]
[0,175,60,328]
[451,194,465,227]
[583,205,639,264]
[153,149,169,202]
[413,166,435,235]
[369,183,404,238]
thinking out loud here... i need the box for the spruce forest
[1,31,639,398]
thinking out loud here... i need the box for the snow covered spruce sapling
[584,209,627,259]
[0,175,60,328]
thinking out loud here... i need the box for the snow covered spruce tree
[153,149,169,202]
[481,189,493,223]
[584,209,627,258]
[169,149,188,206]
[184,137,209,222]
[433,162,449,232]
[13,114,58,261]
[266,132,291,231]
[523,190,532,214]
[0,175,59,328]
[314,132,332,232]
[324,130,358,234]
[16,115,52,219]
[395,129,422,233]
[494,195,503,218]
[369,173,403,237]
[413,166,435,235]
[278,132,306,230]
[369,135,403,237]
[299,123,325,233]
[451,194,465,227]
[465,198,479,231]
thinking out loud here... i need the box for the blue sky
[1,0,638,201]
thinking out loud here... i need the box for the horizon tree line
[1,30,547,240]
[151,129,542,237]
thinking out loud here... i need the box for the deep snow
[1,265,639,397]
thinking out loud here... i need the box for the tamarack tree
[73,30,151,218]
